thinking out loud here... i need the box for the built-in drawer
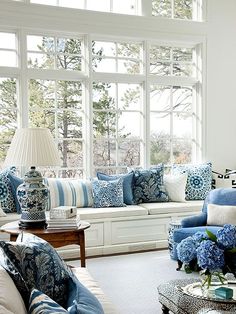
[111,217,170,245]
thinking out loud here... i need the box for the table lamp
[4,128,61,228]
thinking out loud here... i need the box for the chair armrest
[181,212,207,228]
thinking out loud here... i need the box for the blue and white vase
[17,167,48,228]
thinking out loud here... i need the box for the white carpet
[69,249,199,314]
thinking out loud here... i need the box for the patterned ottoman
[157,278,236,314]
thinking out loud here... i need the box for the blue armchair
[172,188,236,261]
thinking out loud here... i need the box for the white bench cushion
[139,200,203,215]
[77,205,148,220]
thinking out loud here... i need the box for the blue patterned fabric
[0,233,72,308]
[44,178,93,210]
[92,178,125,208]
[8,172,23,213]
[172,162,212,200]
[132,164,168,204]
[0,167,19,213]
[97,172,134,205]
[67,276,104,314]
[29,289,68,314]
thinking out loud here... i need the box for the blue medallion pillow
[96,172,134,205]
[132,164,169,204]
[0,167,19,213]
[0,233,73,308]
[172,162,212,200]
[29,289,68,314]
[92,178,125,208]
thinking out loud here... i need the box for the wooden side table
[0,220,90,267]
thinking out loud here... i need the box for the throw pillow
[0,266,26,314]
[207,204,236,226]
[0,167,18,213]
[164,173,188,202]
[67,276,104,314]
[212,170,236,189]
[0,233,73,309]
[7,172,23,214]
[172,162,212,200]
[29,289,68,314]
[96,172,134,205]
[132,164,169,204]
[44,178,93,210]
[92,178,125,208]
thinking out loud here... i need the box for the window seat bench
[0,200,203,260]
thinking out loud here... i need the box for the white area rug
[69,249,199,314]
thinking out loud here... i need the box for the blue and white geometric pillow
[92,178,125,208]
[172,162,212,200]
[132,164,169,204]
[29,289,68,314]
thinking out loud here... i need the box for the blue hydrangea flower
[177,237,197,263]
[217,224,236,249]
[192,231,208,247]
[196,240,224,271]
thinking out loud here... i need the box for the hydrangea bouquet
[176,224,236,287]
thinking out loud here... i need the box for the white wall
[206,0,236,172]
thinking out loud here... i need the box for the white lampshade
[4,128,61,167]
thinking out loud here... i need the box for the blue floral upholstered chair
[172,188,236,262]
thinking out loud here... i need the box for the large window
[0,26,202,177]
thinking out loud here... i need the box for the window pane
[173,112,192,138]
[0,51,17,67]
[172,86,192,112]
[57,81,82,109]
[58,0,84,9]
[150,112,170,136]
[27,35,82,71]
[93,40,142,74]
[93,111,116,139]
[0,32,16,49]
[118,112,141,138]
[87,0,110,12]
[118,84,141,110]
[93,139,116,166]
[118,140,140,166]
[152,0,172,17]
[93,41,116,57]
[58,111,83,139]
[150,138,171,165]
[174,0,192,19]
[113,0,137,15]
[150,85,171,111]
[58,140,83,167]
[173,139,191,163]
[0,78,17,169]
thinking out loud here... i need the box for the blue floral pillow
[29,289,68,314]
[0,234,72,309]
[132,164,169,204]
[97,172,134,205]
[0,167,19,213]
[92,178,125,208]
[172,162,212,200]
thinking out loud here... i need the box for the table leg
[79,231,86,267]
[161,304,169,314]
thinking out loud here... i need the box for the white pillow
[0,207,6,217]
[207,203,236,226]
[164,173,188,202]
[0,266,26,314]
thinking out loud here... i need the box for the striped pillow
[29,289,68,314]
[44,178,93,210]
